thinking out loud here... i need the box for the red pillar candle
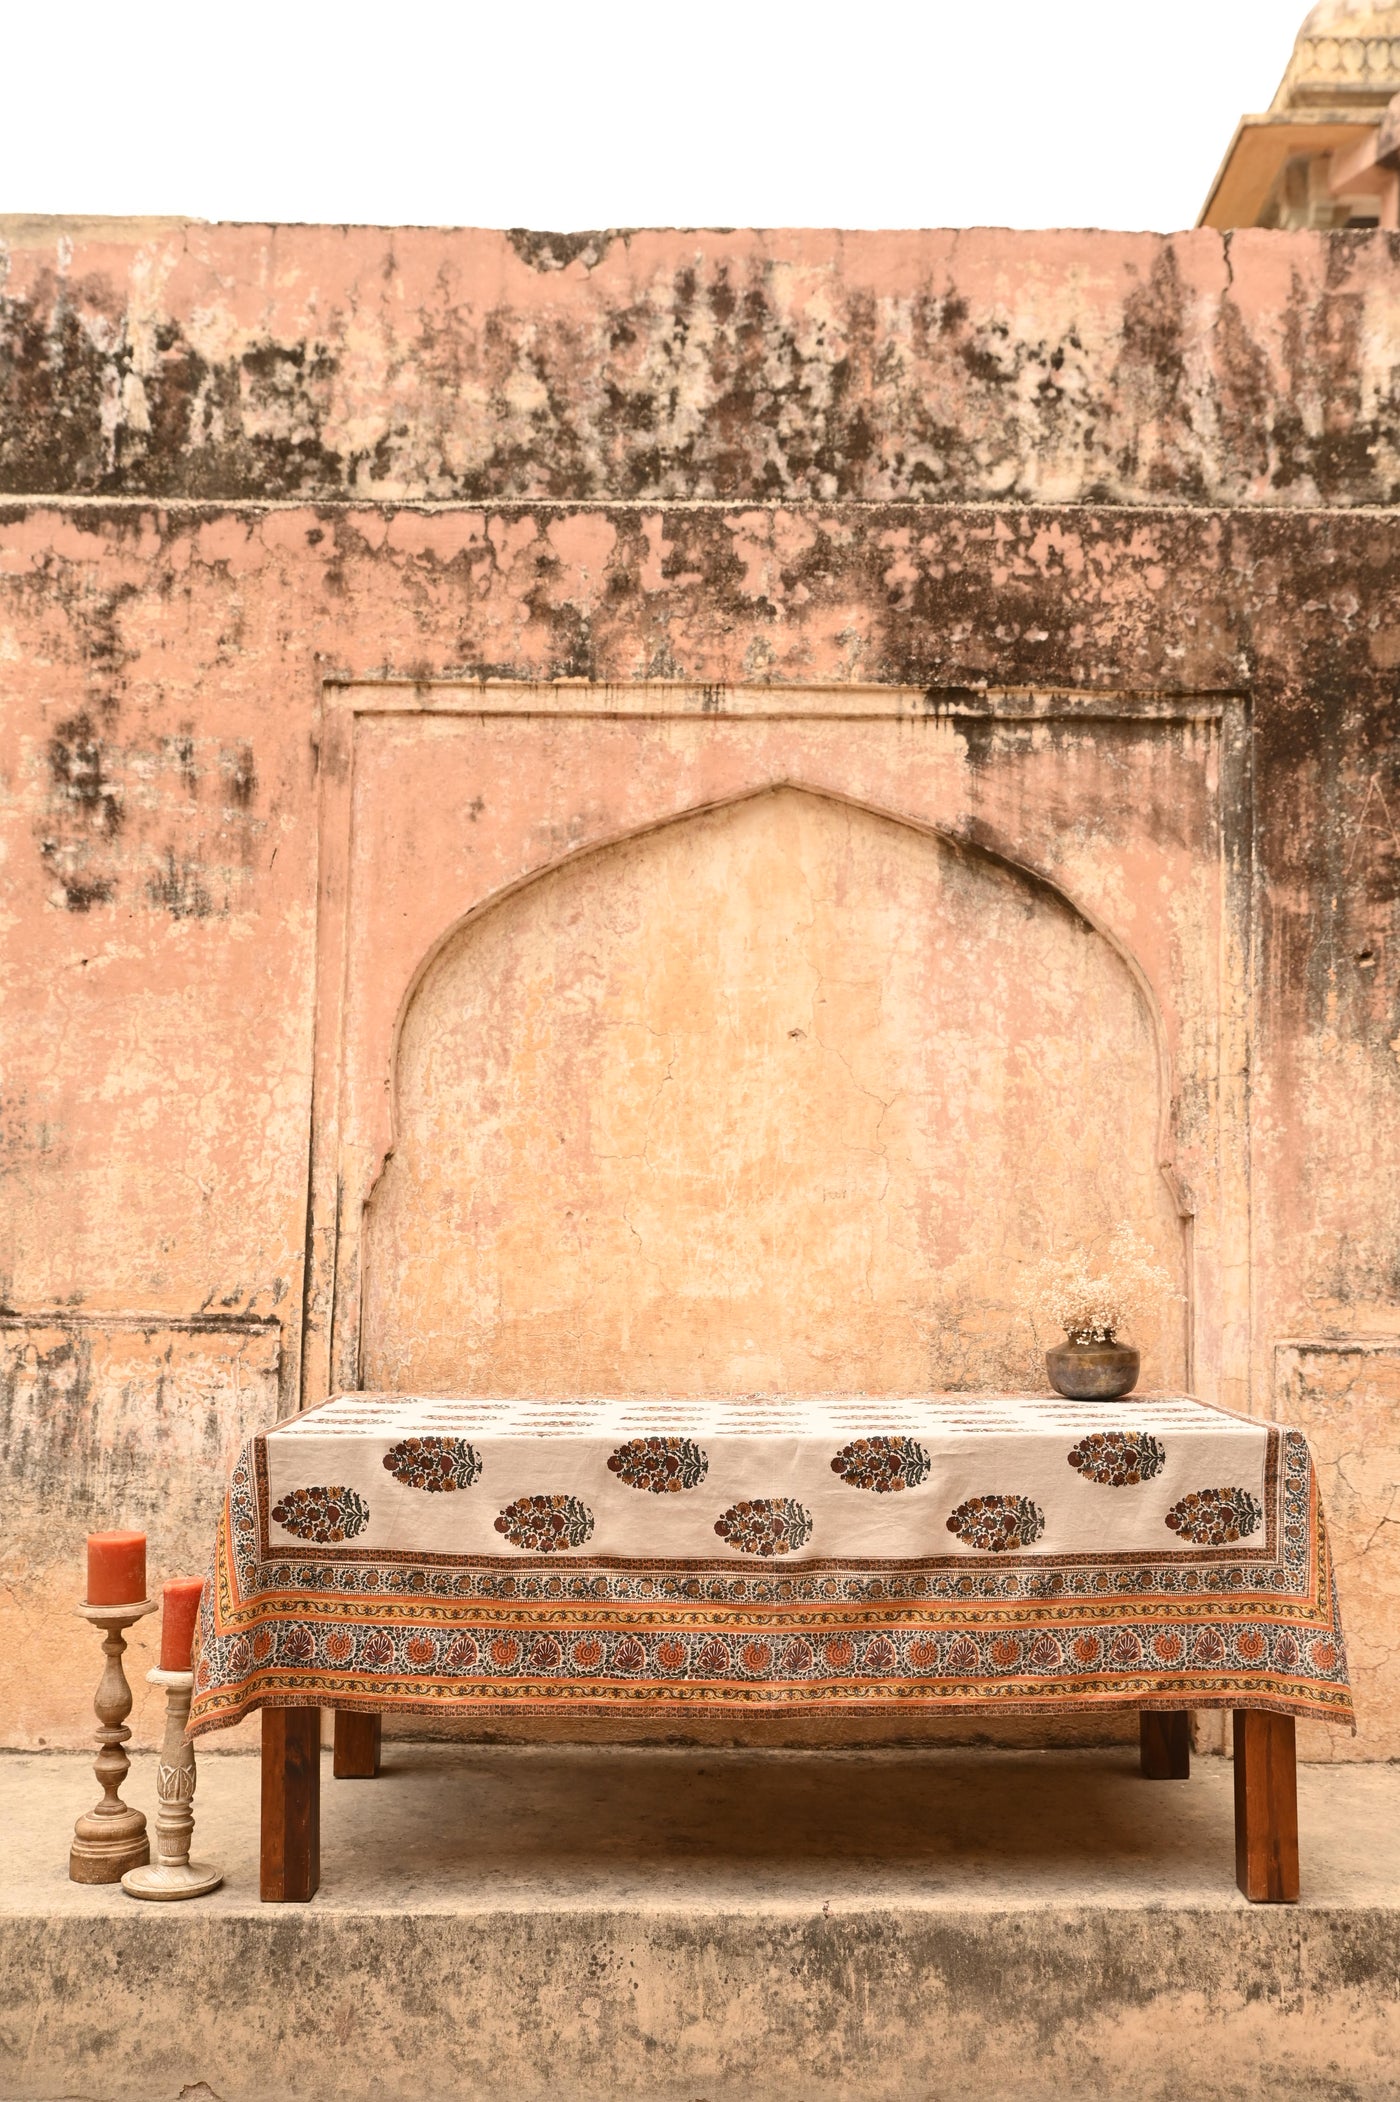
[159,1576,206,1671]
[85,1531,147,1606]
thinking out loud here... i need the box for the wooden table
[259,1704,1300,1904]
[186,1391,1345,1907]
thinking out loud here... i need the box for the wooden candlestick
[70,1598,156,1883]
[122,1668,222,1899]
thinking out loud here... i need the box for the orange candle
[159,1576,205,1671]
[85,1531,147,1605]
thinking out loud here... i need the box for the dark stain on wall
[146,848,217,919]
[4,232,1400,506]
[40,711,123,910]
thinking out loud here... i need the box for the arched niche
[360,786,1184,1397]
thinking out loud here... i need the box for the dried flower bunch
[1030,1224,1178,1345]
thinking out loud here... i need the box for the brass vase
[1045,1339,1141,1401]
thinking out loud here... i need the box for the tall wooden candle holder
[122,1668,222,1899]
[70,1599,156,1883]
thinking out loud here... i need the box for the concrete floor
[4,1744,1400,2100]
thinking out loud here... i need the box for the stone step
[4,1745,1400,2102]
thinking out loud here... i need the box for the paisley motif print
[1066,1431,1166,1487]
[830,1436,932,1493]
[714,1498,814,1557]
[493,1493,595,1553]
[607,1436,709,1493]
[1165,1486,1262,1546]
[270,1485,369,1544]
[382,1436,482,1492]
[946,1494,1045,1553]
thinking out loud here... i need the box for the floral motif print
[270,1485,370,1544]
[494,1494,595,1553]
[830,1436,932,1493]
[946,1494,1045,1553]
[607,1436,709,1493]
[714,1497,814,1557]
[382,1436,482,1493]
[863,1634,898,1674]
[1066,1431,1166,1487]
[1165,1486,1262,1547]
[444,1632,479,1674]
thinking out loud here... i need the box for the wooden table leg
[1233,1710,1299,1904]
[333,1710,382,1778]
[1140,1710,1191,1779]
[260,1707,320,1902]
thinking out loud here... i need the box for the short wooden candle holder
[122,1667,222,1900]
[70,1598,156,1884]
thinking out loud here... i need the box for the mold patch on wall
[0,1313,281,1742]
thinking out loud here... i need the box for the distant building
[1201,0,1400,226]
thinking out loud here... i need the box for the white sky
[2,0,1308,232]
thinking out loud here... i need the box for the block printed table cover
[187,1392,1354,1734]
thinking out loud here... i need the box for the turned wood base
[70,1816,151,1883]
[71,1600,155,1884]
[122,1667,223,1901]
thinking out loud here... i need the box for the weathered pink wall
[361,787,1183,1398]
[4,222,1400,507]
[1,220,1397,1756]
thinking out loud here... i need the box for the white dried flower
[1028,1223,1179,1345]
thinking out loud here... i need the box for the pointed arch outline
[368,778,1191,1233]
